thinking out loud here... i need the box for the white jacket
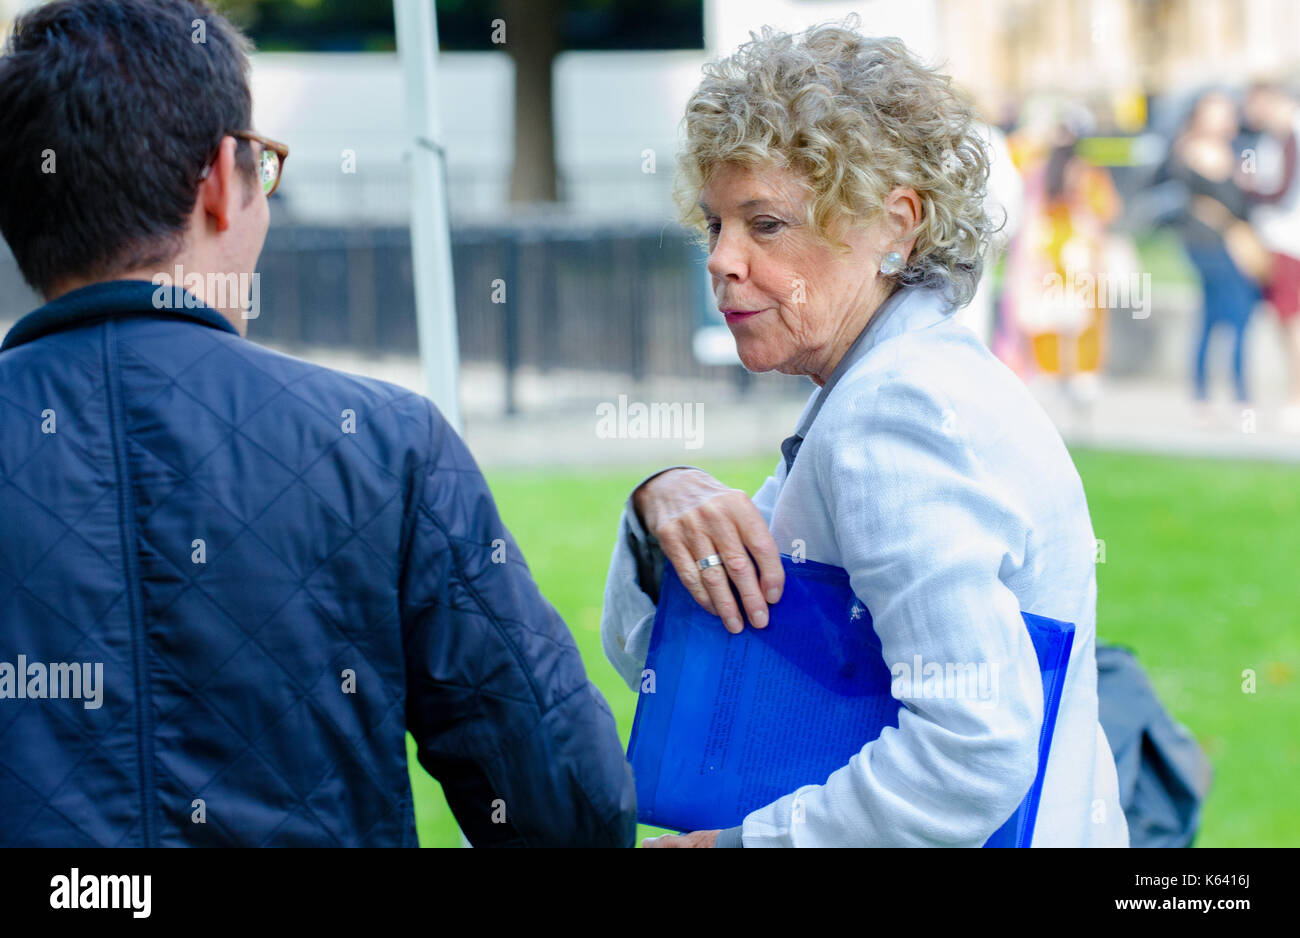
[601,284,1130,847]
[1253,114,1300,256]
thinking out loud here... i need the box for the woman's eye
[754,219,785,235]
[705,220,722,238]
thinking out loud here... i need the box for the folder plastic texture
[627,555,1075,847]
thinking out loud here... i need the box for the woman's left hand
[633,468,784,633]
[642,830,719,848]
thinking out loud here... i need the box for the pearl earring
[880,251,903,275]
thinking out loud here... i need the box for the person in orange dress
[1024,123,1121,403]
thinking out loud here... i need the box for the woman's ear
[882,187,922,260]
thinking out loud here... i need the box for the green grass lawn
[407,448,1300,847]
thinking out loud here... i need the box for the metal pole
[396,1,469,849]
[394,0,462,432]
[503,233,520,417]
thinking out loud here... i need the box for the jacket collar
[1,279,240,353]
[791,283,955,438]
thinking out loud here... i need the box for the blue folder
[627,555,1075,847]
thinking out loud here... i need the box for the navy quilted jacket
[0,280,636,847]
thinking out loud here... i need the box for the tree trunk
[504,0,560,204]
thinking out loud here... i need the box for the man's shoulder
[225,336,447,452]
[237,337,430,412]
[111,319,449,462]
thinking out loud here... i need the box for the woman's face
[699,162,894,383]
[1193,93,1239,139]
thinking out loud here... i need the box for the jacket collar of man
[1,279,240,353]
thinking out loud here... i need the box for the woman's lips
[722,308,766,324]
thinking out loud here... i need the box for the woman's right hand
[633,468,784,634]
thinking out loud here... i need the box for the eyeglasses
[235,131,289,196]
[199,130,290,197]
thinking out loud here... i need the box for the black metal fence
[251,219,728,365]
[0,220,772,413]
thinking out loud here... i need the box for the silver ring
[697,554,723,571]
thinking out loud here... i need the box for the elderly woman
[601,23,1129,848]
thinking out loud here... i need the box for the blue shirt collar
[1,279,240,353]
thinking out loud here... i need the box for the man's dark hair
[0,0,256,295]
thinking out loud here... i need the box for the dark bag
[1096,643,1213,847]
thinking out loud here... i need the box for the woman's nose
[707,226,748,281]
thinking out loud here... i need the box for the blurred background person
[1162,90,1267,424]
[952,119,1023,348]
[1001,111,1121,417]
[1240,82,1300,433]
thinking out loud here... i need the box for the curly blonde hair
[676,19,993,308]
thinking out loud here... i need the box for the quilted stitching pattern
[0,283,636,847]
